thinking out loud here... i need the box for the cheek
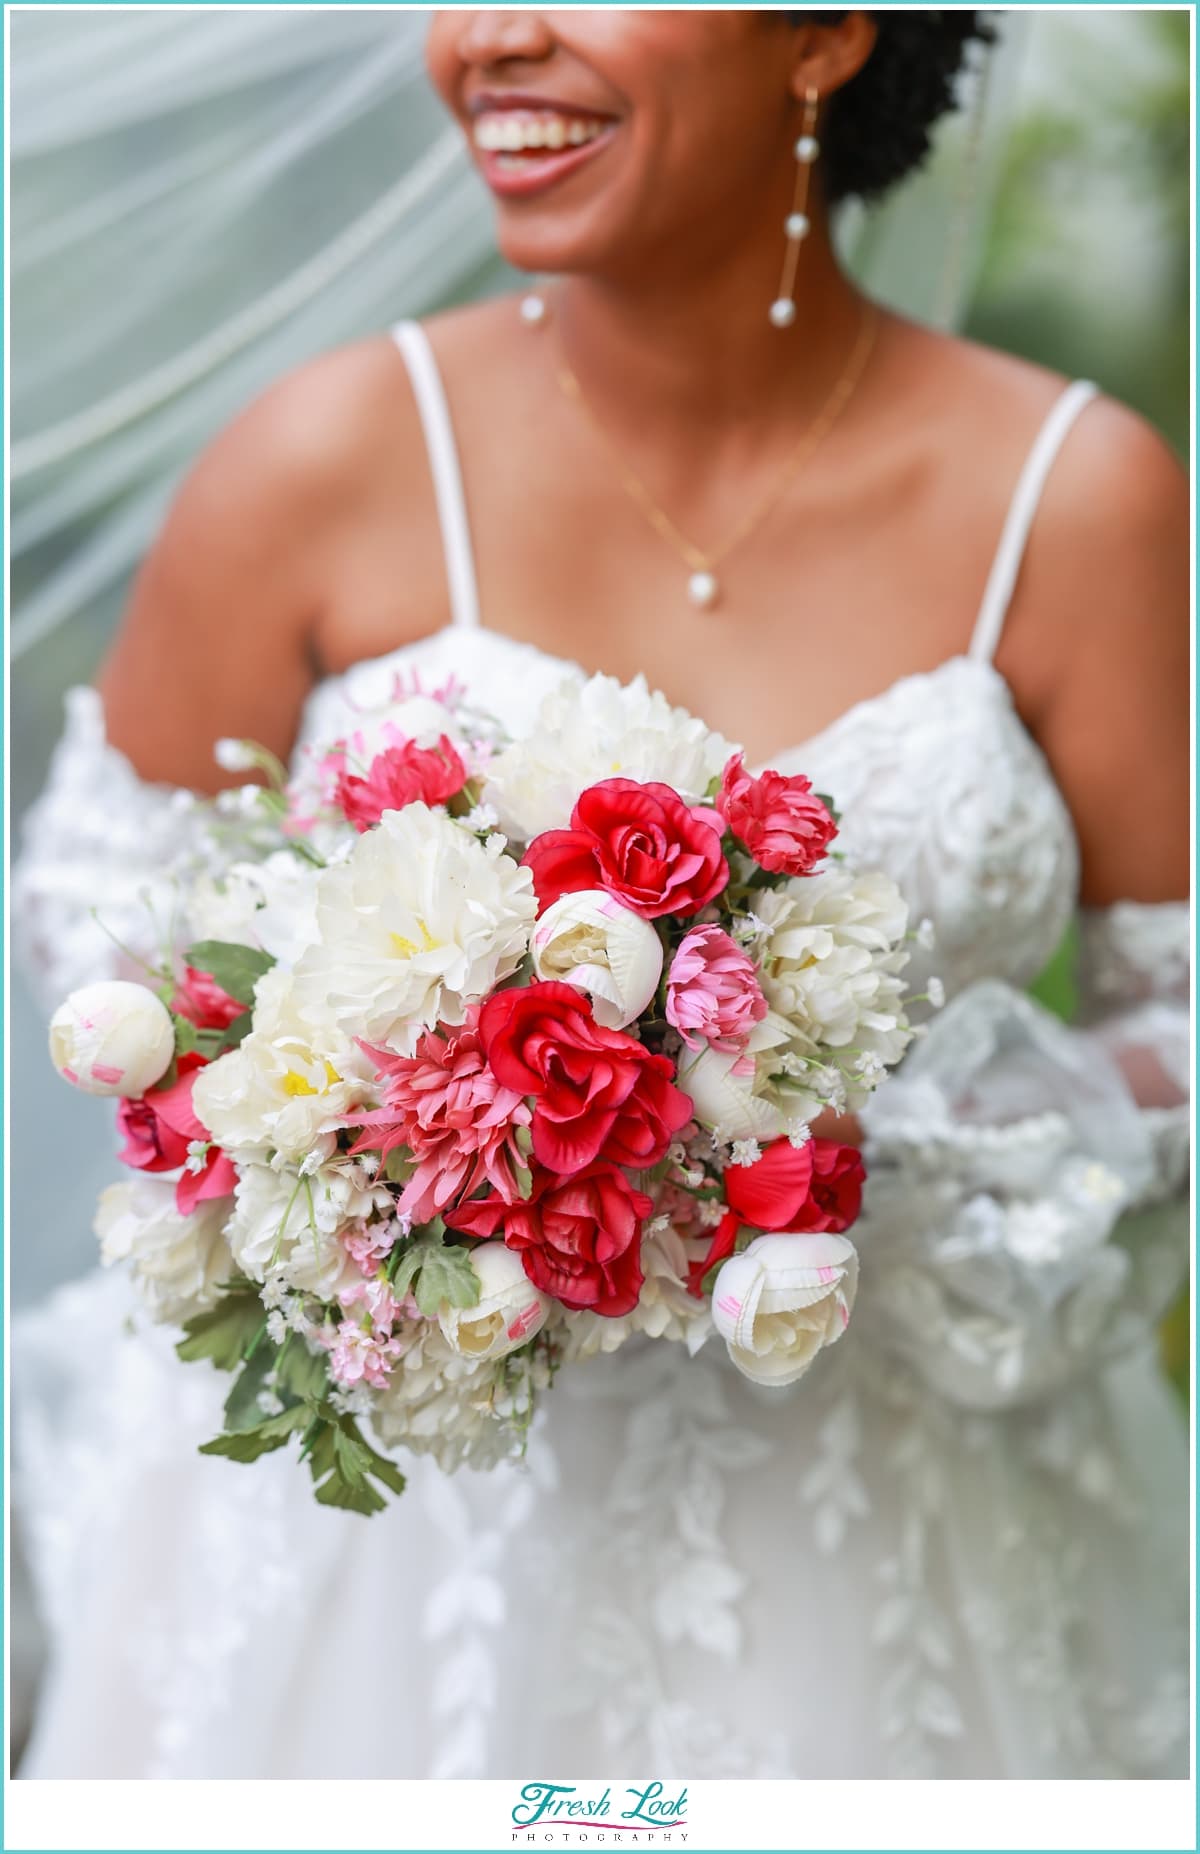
[423,17,459,110]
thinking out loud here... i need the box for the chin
[491,205,627,281]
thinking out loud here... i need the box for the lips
[466,94,620,200]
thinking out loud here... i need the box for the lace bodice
[299,629,1079,1006]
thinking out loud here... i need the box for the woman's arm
[97,337,435,792]
[1005,396,1189,908]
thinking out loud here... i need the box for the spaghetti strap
[968,379,1099,664]
[390,319,481,631]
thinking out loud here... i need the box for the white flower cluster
[290,804,536,1055]
[678,865,913,1140]
[484,672,737,839]
[95,1176,234,1324]
[371,1320,558,1474]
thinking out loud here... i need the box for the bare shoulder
[897,320,1188,902]
[98,333,434,786]
[174,332,431,530]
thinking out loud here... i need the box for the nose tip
[457,8,556,64]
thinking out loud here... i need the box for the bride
[15,9,1189,1779]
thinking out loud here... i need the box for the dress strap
[967,378,1099,664]
[390,319,481,631]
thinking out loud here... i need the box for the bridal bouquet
[49,671,914,1513]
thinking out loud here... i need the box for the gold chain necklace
[549,302,878,611]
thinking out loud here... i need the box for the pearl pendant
[688,569,719,610]
[519,292,548,326]
[769,298,796,328]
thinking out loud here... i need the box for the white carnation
[188,851,321,970]
[758,867,912,1095]
[484,671,737,840]
[226,1157,390,1297]
[95,1176,234,1324]
[370,1322,542,1472]
[191,966,371,1163]
[290,804,535,1054]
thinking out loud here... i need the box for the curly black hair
[791,11,994,203]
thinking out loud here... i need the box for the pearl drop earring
[769,86,820,329]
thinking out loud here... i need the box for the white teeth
[473,112,608,155]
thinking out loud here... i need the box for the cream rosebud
[437,1242,549,1361]
[676,1041,787,1143]
[49,979,176,1098]
[530,888,663,1030]
[711,1231,858,1387]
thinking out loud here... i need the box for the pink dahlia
[353,1008,531,1223]
[666,924,768,1055]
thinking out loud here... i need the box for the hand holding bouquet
[50,671,914,1513]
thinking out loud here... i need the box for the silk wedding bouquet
[49,670,915,1513]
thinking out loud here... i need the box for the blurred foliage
[969,10,1189,453]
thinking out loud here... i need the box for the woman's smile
[469,93,620,200]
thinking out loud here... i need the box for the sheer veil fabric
[11,9,1189,1781]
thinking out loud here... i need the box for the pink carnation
[716,754,837,877]
[666,924,768,1055]
[333,734,467,831]
[352,1008,531,1223]
[171,966,244,1031]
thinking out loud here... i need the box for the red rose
[686,1136,864,1296]
[334,735,467,831]
[117,1054,237,1214]
[716,754,837,876]
[171,965,244,1031]
[479,981,692,1175]
[523,778,727,920]
[447,1162,650,1317]
[725,1136,864,1234]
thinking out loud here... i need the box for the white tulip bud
[530,889,664,1030]
[711,1232,858,1387]
[676,1041,787,1143]
[437,1242,549,1361]
[49,980,176,1098]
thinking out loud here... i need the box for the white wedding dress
[13,325,1190,1780]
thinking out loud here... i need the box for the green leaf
[176,1289,267,1372]
[314,1472,388,1516]
[198,1405,308,1463]
[184,939,276,1008]
[275,1338,330,1407]
[222,1009,253,1047]
[512,1162,534,1201]
[302,1410,406,1513]
[392,1237,480,1316]
[223,1342,279,1432]
[383,1147,413,1185]
[171,1013,202,1057]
